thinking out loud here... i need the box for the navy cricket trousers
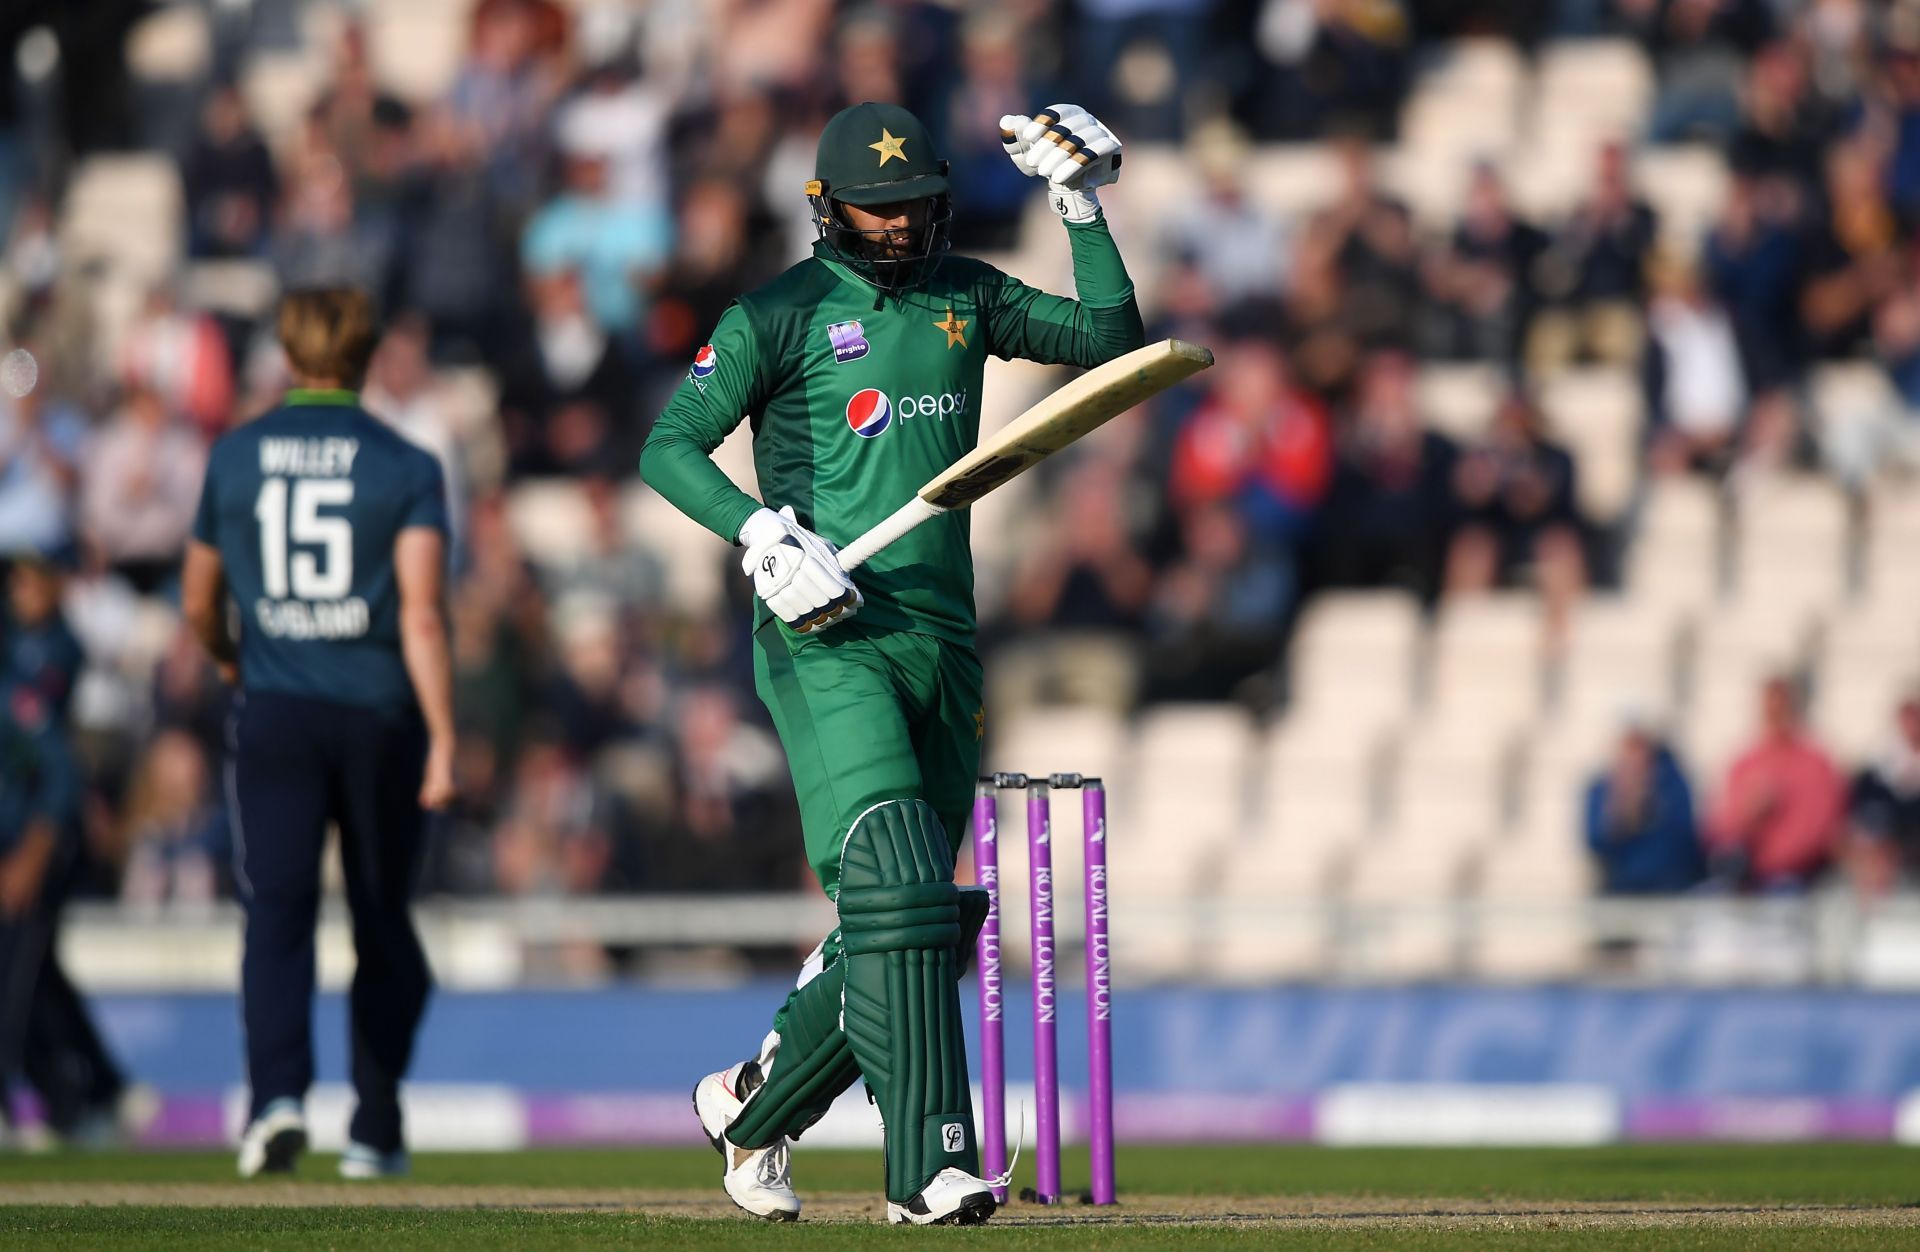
[228,690,431,1152]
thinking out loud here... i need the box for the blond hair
[276,287,378,388]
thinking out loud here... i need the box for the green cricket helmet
[807,101,952,293]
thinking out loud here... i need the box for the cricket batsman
[639,99,1142,1225]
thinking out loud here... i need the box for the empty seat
[1471,841,1597,979]
[1557,596,1682,723]
[1288,590,1423,725]
[1632,147,1730,258]
[1626,477,1724,610]
[1862,480,1920,607]
[1538,369,1644,523]
[1257,711,1388,845]
[1730,474,1851,616]
[504,480,593,568]
[1416,363,1504,440]
[1532,40,1654,139]
[1393,725,1509,839]
[1427,593,1545,727]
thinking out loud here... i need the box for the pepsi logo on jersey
[845,388,969,439]
[846,388,893,438]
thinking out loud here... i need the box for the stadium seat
[240,51,328,152]
[1632,147,1730,259]
[127,4,212,82]
[368,0,469,102]
[1470,840,1598,980]
[1813,607,1920,766]
[1809,362,1900,480]
[1625,477,1724,611]
[60,156,182,286]
[1287,590,1423,725]
[1861,480,1920,608]
[504,480,594,568]
[1426,593,1545,729]
[1538,369,1644,523]
[1243,145,1348,220]
[1729,474,1852,619]
[1556,596,1682,725]
[1258,712,1388,848]
[1416,362,1504,440]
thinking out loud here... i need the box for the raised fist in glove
[739,506,863,634]
[999,103,1122,224]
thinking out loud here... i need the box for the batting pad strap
[839,883,961,955]
[956,886,989,979]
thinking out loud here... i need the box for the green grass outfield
[6,1144,1920,1248]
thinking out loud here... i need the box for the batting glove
[999,103,1122,224]
[739,506,863,635]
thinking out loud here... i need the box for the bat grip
[836,496,946,573]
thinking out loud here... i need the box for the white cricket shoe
[887,1167,999,1226]
[340,1141,410,1179]
[693,1060,800,1222]
[237,1098,306,1178]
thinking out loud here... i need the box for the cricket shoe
[887,1168,999,1226]
[237,1098,307,1178]
[340,1141,410,1179]
[693,1059,801,1221]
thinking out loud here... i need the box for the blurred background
[9,0,1920,1152]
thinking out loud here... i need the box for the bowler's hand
[419,738,457,811]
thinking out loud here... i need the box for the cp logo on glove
[739,506,864,635]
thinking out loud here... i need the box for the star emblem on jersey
[973,707,985,741]
[934,306,968,350]
[869,128,908,166]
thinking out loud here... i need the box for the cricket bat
[836,338,1213,572]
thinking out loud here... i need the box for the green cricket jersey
[638,215,1144,643]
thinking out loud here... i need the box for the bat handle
[836,496,947,573]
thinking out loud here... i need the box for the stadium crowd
[3,0,1920,917]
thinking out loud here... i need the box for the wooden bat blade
[836,338,1212,572]
[919,338,1212,511]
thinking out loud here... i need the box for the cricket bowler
[639,100,1142,1225]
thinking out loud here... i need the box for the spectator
[521,117,673,339]
[1727,40,1835,192]
[942,12,1038,252]
[645,177,783,372]
[1168,311,1332,548]
[1646,253,1748,474]
[117,730,225,911]
[1314,141,1420,350]
[1007,456,1155,635]
[541,476,665,610]
[1846,694,1920,898]
[1144,500,1292,704]
[181,82,279,260]
[397,109,514,362]
[1630,0,1777,144]
[498,268,643,479]
[1316,349,1459,603]
[78,385,206,595]
[1702,172,1805,390]
[1799,137,1903,361]
[0,381,85,563]
[1585,716,1705,894]
[446,0,567,215]
[1705,674,1847,891]
[272,147,392,293]
[4,549,84,719]
[644,686,802,891]
[1530,142,1659,371]
[1252,0,1411,140]
[1445,390,1587,634]
[1422,163,1546,365]
[364,313,466,551]
[119,286,236,442]
[1161,125,1294,306]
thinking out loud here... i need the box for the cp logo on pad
[846,388,892,439]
